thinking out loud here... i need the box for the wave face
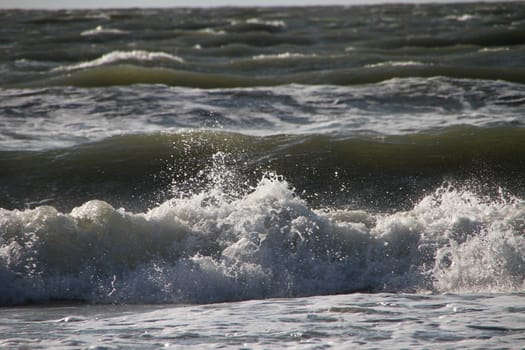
[1,3,525,305]
[1,127,524,212]
[1,167,524,306]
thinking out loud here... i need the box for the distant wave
[252,52,317,60]
[3,2,524,91]
[246,18,286,28]
[54,50,184,72]
[30,64,525,89]
[364,61,427,68]
[197,28,227,35]
[80,25,129,36]
[229,17,287,33]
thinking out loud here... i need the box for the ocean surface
[1,2,525,348]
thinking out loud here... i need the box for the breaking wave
[1,158,524,305]
[80,25,129,36]
[54,50,184,72]
[30,64,525,88]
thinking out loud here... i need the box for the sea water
[2,293,525,349]
[1,3,525,349]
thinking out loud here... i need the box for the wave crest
[54,50,184,72]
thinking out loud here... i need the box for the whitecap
[197,28,226,35]
[252,52,316,60]
[365,61,427,68]
[54,50,184,71]
[446,14,478,22]
[246,18,287,28]
[80,25,129,36]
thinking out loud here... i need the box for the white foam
[365,61,427,68]
[246,18,287,28]
[429,189,525,293]
[230,18,287,29]
[55,50,184,71]
[0,165,524,305]
[2,79,523,151]
[80,25,128,36]
[197,28,226,35]
[252,52,316,60]
[446,14,478,22]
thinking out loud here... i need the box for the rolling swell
[3,3,524,88]
[375,26,525,49]
[2,126,524,212]
[19,64,525,89]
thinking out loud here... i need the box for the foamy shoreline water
[2,293,525,349]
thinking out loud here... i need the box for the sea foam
[80,25,129,36]
[54,50,184,72]
[0,157,524,305]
